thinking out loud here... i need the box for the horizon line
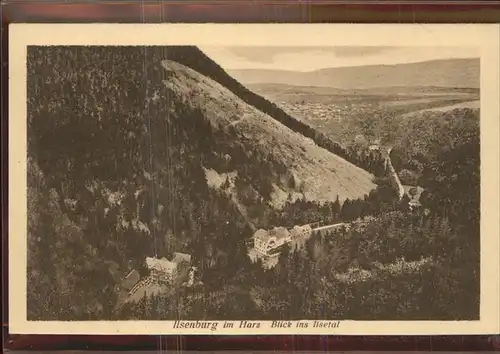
[223,56,480,73]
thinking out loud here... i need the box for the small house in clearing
[144,251,194,282]
[403,185,425,209]
[118,252,196,306]
[146,256,178,282]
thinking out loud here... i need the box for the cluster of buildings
[147,252,193,282]
[120,251,197,303]
[252,224,313,257]
[247,224,312,269]
[249,223,349,267]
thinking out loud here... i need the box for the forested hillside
[27,47,257,319]
[27,46,374,319]
[120,107,480,321]
[27,46,480,321]
[280,110,481,320]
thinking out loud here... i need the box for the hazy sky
[200,46,480,72]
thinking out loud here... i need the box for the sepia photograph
[8,24,500,335]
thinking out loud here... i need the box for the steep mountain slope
[228,58,480,89]
[155,47,367,171]
[162,59,376,206]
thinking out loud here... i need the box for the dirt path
[386,147,405,200]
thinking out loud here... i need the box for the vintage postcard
[8,24,500,335]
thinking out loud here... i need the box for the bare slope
[229,58,480,89]
[162,60,376,206]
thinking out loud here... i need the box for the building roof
[253,229,271,241]
[122,269,140,291]
[269,227,290,240]
[403,185,425,205]
[172,252,192,264]
[146,257,177,274]
[253,227,291,242]
[290,224,312,238]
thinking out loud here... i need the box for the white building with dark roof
[290,224,313,239]
[146,256,178,281]
[253,227,291,256]
[403,185,425,209]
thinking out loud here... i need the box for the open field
[248,83,479,145]
[403,100,480,117]
[249,83,479,112]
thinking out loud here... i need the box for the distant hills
[228,58,480,90]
